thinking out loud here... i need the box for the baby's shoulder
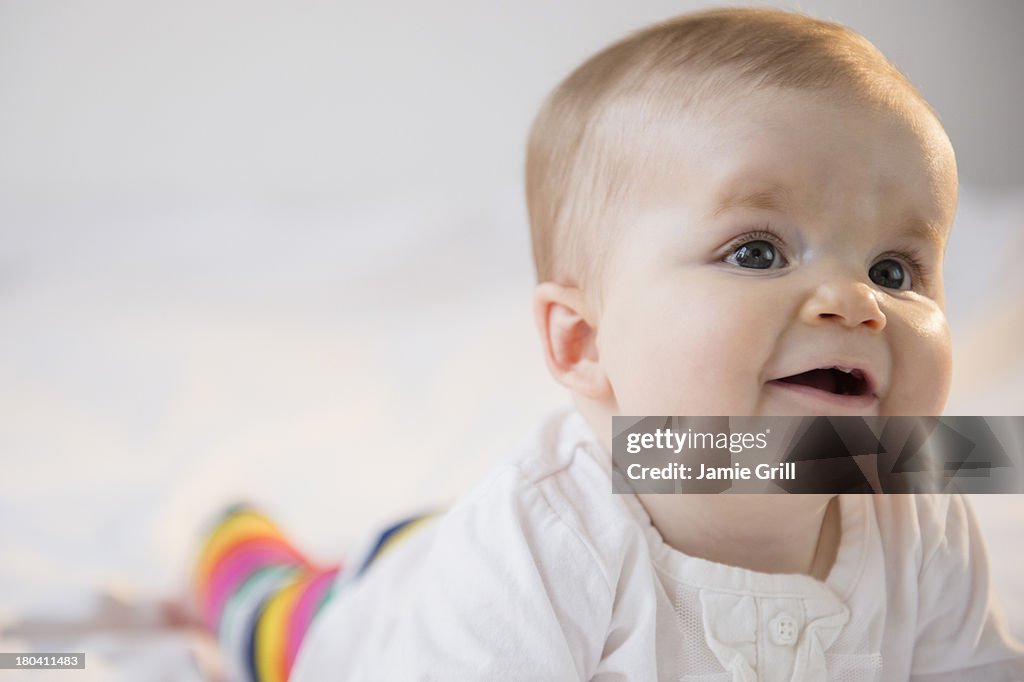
[869,493,978,571]
[456,409,617,512]
[440,409,648,581]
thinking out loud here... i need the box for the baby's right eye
[723,238,787,270]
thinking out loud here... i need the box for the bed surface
[1,185,1022,678]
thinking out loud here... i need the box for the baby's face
[593,86,957,417]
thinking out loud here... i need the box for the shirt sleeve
[910,494,1024,681]
[386,468,612,680]
[292,465,614,682]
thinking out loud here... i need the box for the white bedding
[1,184,1021,678]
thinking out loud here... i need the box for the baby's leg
[193,506,340,682]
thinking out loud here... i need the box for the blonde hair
[525,8,935,288]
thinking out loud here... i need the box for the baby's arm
[910,494,1024,680]
[291,466,614,681]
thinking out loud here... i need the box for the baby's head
[527,8,957,437]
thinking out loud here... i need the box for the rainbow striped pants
[193,505,434,682]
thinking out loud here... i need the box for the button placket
[770,612,800,646]
[755,599,804,681]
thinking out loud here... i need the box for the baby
[191,8,1024,681]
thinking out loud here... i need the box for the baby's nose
[799,279,887,331]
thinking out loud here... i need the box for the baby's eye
[724,239,786,270]
[868,258,910,290]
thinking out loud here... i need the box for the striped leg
[194,506,340,682]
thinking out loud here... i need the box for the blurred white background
[1,0,1022,677]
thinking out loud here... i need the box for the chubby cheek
[882,305,953,415]
[601,291,767,415]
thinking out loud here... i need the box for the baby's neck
[637,493,840,580]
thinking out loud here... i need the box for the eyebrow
[710,186,792,218]
[710,186,947,245]
[893,215,945,247]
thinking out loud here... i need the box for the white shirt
[292,409,1024,681]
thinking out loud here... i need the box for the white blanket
[1,185,1021,678]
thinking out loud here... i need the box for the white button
[770,612,799,646]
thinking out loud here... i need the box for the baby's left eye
[868,258,911,290]
[724,239,787,270]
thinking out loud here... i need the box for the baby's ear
[532,282,612,401]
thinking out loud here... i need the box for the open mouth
[774,367,871,397]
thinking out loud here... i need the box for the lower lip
[766,380,878,409]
